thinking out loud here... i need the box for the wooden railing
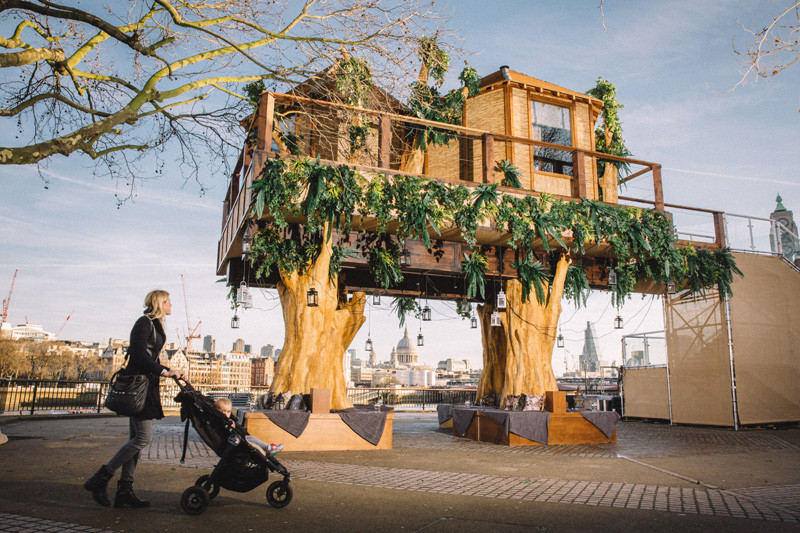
[217,92,672,274]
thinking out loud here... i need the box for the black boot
[84,465,114,507]
[114,480,150,508]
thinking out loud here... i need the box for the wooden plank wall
[510,87,533,190]
[465,89,505,183]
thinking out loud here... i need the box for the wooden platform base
[461,411,616,446]
[245,412,393,451]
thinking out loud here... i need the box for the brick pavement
[141,420,800,524]
[0,512,113,533]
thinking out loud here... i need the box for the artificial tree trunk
[477,254,572,402]
[269,236,366,409]
[476,303,507,399]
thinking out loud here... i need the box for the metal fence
[0,379,477,415]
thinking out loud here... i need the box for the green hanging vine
[586,78,632,181]
[245,156,742,303]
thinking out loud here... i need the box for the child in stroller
[213,398,284,457]
[174,379,292,514]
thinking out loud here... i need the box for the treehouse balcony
[218,74,727,299]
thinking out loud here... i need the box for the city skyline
[1,1,797,373]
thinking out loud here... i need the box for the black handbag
[105,370,149,416]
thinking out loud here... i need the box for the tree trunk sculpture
[269,236,366,409]
[477,254,572,402]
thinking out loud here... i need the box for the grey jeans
[106,417,153,482]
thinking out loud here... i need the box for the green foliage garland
[586,78,632,180]
[246,156,741,303]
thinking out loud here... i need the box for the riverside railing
[0,379,477,415]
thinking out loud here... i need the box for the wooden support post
[652,164,665,211]
[713,211,727,248]
[378,115,391,169]
[571,149,587,198]
[482,133,494,184]
[257,92,275,152]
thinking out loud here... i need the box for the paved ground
[1,412,799,532]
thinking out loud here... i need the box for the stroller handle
[172,376,193,391]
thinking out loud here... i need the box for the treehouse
[217,65,734,411]
[219,67,682,299]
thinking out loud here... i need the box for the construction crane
[181,274,202,352]
[1,269,18,329]
[55,309,75,339]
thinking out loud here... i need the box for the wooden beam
[257,92,275,152]
[713,211,727,248]
[378,115,391,168]
[652,165,664,211]
[618,166,653,185]
[572,149,587,198]
[482,133,494,184]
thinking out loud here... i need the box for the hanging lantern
[490,310,501,327]
[666,281,676,295]
[422,305,432,321]
[416,332,424,346]
[237,282,253,309]
[614,315,624,329]
[365,337,373,352]
[399,247,410,266]
[242,235,252,257]
[608,268,618,287]
[557,333,565,348]
[496,288,507,310]
[306,287,319,307]
[231,314,240,329]
[372,293,381,306]
[470,316,478,329]
[242,222,255,257]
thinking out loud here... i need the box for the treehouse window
[531,100,573,176]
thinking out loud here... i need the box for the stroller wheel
[181,486,209,515]
[195,475,220,500]
[266,480,293,508]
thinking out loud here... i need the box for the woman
[84,290,186,508]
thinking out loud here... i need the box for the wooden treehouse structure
[217,67,727,412]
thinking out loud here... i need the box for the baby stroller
[173,378,292,515]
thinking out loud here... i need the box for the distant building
[395,368,436,387]
[232,338,245,353]
[251,356,274,387]
[203,335,215,353]
[261,344,274,358]
[244,344,252,354]
[392,327,419,366]
[770,194,798,264]
[438,359,470,372]
[342,349,352,387]
[10,323,54,341]
[580,321,601,373]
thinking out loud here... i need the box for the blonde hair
[144,290,170,321]
[214,398,232,411]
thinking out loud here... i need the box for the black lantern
[307,287,319,307]
[365,337,373,352]
[614,315,624,329]
[608,268,618,287]
[422,305,432,321]
[557,333,564,348]
[667,281,676,295]
[416,332,424,346]
[231,314,240,329]
[372,293,381,306]
[470,316,478,329]
[399,247,410,266]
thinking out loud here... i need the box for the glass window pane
[531,101,572,175]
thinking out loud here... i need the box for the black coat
[122,315,169,420]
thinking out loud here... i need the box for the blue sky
[1,1,797,373]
